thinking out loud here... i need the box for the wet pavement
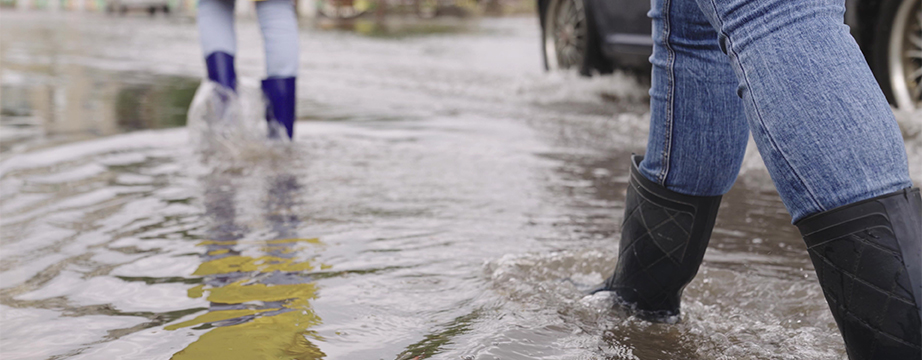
[2,11,921,360]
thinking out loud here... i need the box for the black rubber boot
[795,188,922,360]
[595,155,721,322]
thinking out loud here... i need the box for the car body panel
[586,0,651,67]
[578,0,871,67]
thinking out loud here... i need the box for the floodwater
[2,11,921,360]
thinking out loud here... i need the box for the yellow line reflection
[170,310,324,360]
[168,237,326,360]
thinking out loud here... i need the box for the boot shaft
[796,188,922,360]
[261,77,296,140]
[205,52,236,92]
[604,155,721,321]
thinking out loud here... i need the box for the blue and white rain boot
[261,77,296,140]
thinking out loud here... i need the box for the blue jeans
[639,0,913,222]
[198,0,300,78]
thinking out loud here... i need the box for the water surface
[3,11,921,360]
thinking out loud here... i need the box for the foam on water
[481,249,846,360]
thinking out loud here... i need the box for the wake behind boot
[796,188,922,360]
[595,155,722,323]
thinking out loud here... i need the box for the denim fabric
[255,0,300,78]
[639,0,913,222]
[198,0,236,56]
[198,0,299,78]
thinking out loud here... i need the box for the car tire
[870,0,921,111]
[541,0,612,76]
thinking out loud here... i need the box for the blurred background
[0,0,531,19]
[0,0,541,154]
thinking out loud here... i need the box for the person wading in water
[591,0,921,358]
[197,0,299,139]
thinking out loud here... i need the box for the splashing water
[186,80,291,167]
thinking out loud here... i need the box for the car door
[590,0,652,66]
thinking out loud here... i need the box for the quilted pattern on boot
[797,188,922,360]
[599,155,721,322]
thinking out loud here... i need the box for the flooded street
[2,12,921,360]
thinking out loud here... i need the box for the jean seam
[659,0,675,187]
[702,0,825,213]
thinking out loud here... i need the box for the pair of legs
[600,0,921,358]
[197,0,299,138]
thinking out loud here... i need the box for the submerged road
[2,12,921,360]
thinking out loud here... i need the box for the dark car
[538,0,921,111]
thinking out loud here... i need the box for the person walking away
[197,0,299,139]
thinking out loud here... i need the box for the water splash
[186,79,292,168]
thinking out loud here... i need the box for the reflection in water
[114,78,199,131]
[1,63,198,153]
[168,172,326,359]
[0,11,199,152]
[1,67,198,153]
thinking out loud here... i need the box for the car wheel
[872,0,921,112]
[542,0,611,75]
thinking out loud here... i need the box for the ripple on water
[0,121,330,359]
